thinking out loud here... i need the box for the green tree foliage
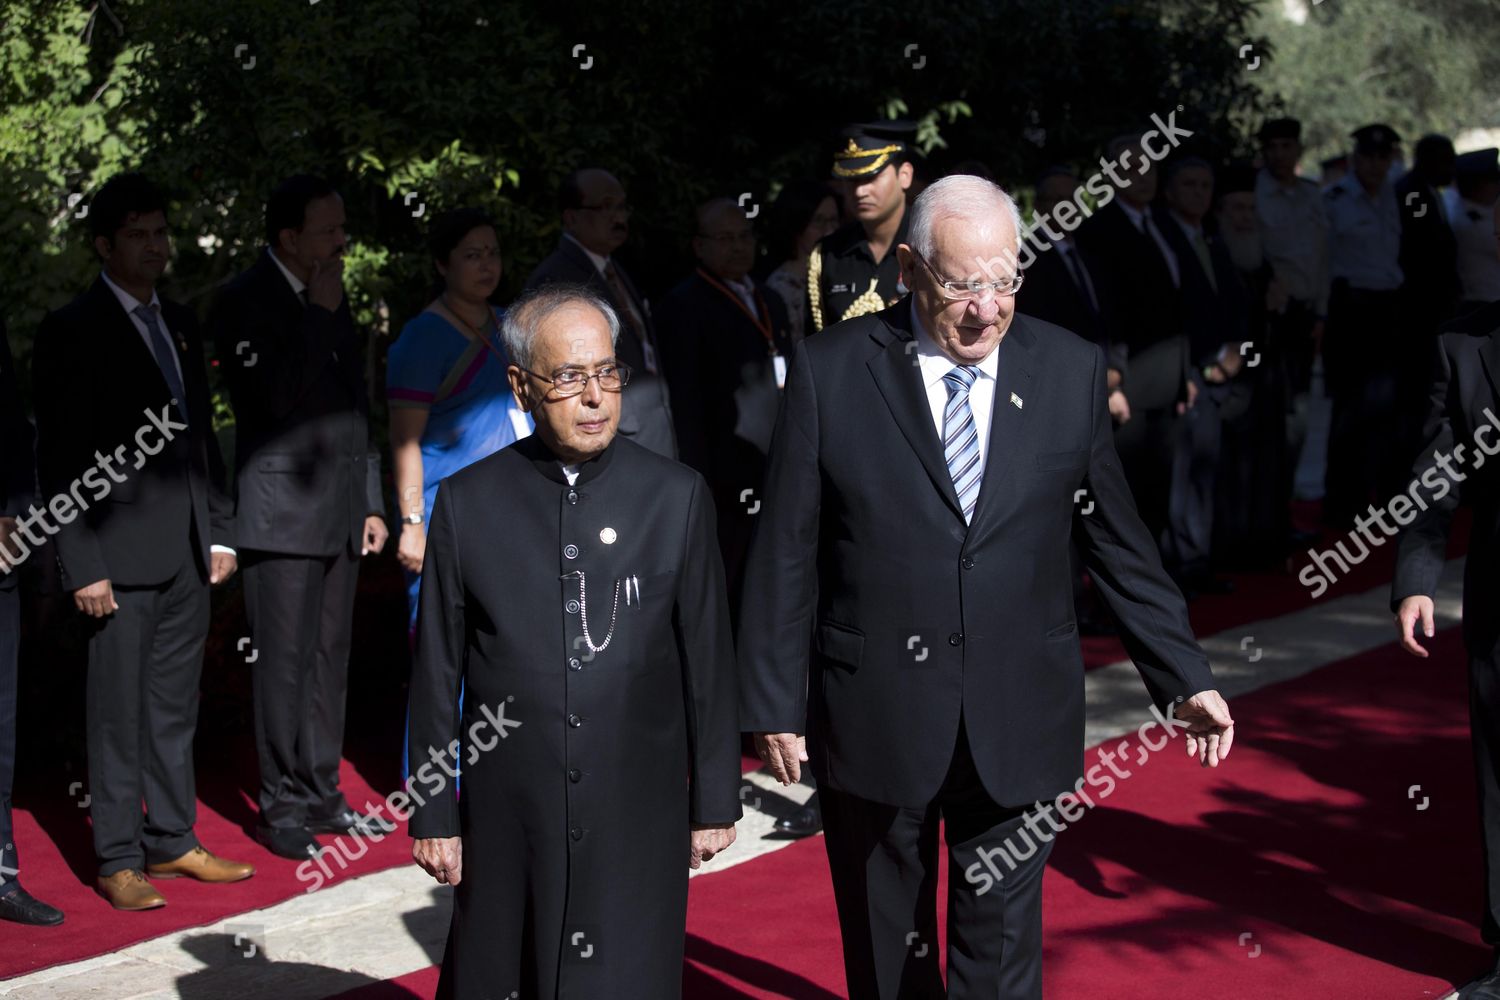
[1,0,1268,394]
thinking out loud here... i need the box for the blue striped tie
[942,365,983,523]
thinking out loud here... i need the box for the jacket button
[961,557,975,570]
[566,599,580,613]
[567,490,579,504]
[567,713,582,727]
[948,633,964,646]
[570,827,584,841]
[564,544,579,559]
[568,768,582,783]
[568,657,581,670]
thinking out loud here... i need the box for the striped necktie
[942,365,983,523]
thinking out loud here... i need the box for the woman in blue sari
[388,209,531,777]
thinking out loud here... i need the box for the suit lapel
[90,277,172,398]
[968,318,1035,533]
[1480,322,1500,412]
[866,306,964,520]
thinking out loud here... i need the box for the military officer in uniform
[807,121,917,334]
[1322,123,1405,528]
[1450,148,1500,313]
[407,284,741,1000]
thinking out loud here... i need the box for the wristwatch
[402,513,423,525]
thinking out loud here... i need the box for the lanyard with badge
[694,268,787,389]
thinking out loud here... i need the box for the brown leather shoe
[147,845,255,883]
[96,869,166,911]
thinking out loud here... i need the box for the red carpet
[330,628,1488,998]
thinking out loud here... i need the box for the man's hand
[754,732,807,785]
[1108,388,1131,425]
[362,515,388,556]
[306,257,345,312]
[0,516,20,571]
[1396,595,1436,658]
[413,836,462,886]
[210,551,238,585]
[690,823,736,870]
[1174,690,1235,767]
[1177,377,1200,414]
[74,578,117,618]
[397,523,426,574]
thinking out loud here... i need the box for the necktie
[133,304,188,420]
[942,365,983,523]
[1063,247,1101,320]
[603,261,645,341]
[1192,230,1218,292]
[1140,214,1180,287]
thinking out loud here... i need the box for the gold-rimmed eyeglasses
[517,363,632,397]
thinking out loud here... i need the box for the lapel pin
[1010,392,1024,409]
[600,527,617,545]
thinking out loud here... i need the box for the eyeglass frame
[515,361,633,397]
[911,248,1024,300]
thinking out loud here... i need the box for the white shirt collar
[1117,200,1149,230]
[100,269,160,316]
[1169,210,1202,240]
[560,462,581,485]
[267,248,307,295]
[910,301,999,389]
[564,232,611,275]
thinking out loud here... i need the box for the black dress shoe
[0,883,65,926]
[255,825,322,860]
[308,810,397,836]
[774,805,823,838]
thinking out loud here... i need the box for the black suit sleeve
[655,294,710,472]
[0,319,35,518]
[32,310,109,589]
[675,475,743,825]
[210,286,351,425]
[736,341,821,733]
[407,480,465,838]
[1075,345,1216,708]
[1392,337,1459,608]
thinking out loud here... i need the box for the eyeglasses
[913,250,1024,300]
[697,230,755,245]
[576,202,632,216]
[518,363,632,396]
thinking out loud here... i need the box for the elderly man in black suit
[0,316,64,926]
[210,175,390,862]
[32,173,252,910]
[1394,196,1500,1000]
[739,174,1234,999]
[526,168,676,458]
[408,284,740,999]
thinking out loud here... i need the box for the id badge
[773,354,787,390]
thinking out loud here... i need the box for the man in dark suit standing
[1019,167,1112,357]
[655,196,792,619]
[739,175,1234,999]
[1394,198,1500,1000]
[526,168,676,458]
[32,173,253,910]
[210,176,390,861]
[0,316,64,926]
[1077,134,1190,547]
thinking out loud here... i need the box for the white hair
[500,283,620,372]
[907,174,1023,267]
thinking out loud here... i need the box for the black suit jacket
[1076,201,1187,411]
[1,318,36,592]
[1154,209,1249,365]
[737,300,1216,809]
[210,251,383,557]
[1017,241,1111,353]
[1392,300,1500,651]
[526,237,677,458]
[1395,171,1461,317]
[32,277,232,590]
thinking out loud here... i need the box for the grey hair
[906,174,1023,264]
[500,283,620,372]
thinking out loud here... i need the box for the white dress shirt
[100,270,183,383]
[561,463,580,485]
[912,302,1000,473]
[268,248,308,299]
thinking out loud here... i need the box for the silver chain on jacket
[577,571,621,653]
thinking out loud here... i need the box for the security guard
[807,121,917,333]
[1322,123,1405,528]
[1451,148,1500,313]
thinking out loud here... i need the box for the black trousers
[241,548,359,829]
[1323,285,1408,528]
[0,585,18,889]
[820,720,1053,1000]
[87,536,208,877]
[1470,643,1500,945]
[1114,406,1177,547]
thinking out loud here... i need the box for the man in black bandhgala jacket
[407,285,741,1000]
